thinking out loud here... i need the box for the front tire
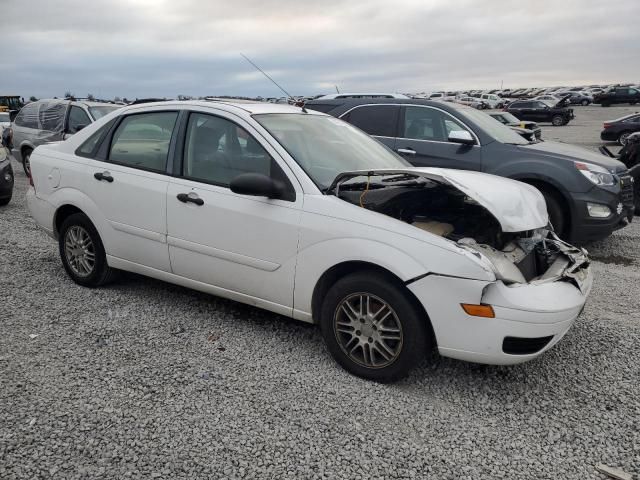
[581,99,589,106]
[22,148,32,176]
[0,195,10,206]
[551,115,565,126]
[58,213,115,287]
[320,271,431,383]
[541,191,567,238]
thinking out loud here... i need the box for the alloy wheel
[333,293,403,369]
[619,132,630,146]
[64,225,96,277]
[23,151,31,176]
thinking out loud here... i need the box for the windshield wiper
[381,174,418,182]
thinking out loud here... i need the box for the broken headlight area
[335,174,589,291]
[459,233,590,292]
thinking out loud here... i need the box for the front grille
[620,175,634,207]
[502,336,554,355]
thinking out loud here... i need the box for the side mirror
[230,173,284,199]
[73,124,87,133]
[448,130,475,146]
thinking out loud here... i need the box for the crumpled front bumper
[407,262,593,365]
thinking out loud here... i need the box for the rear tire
[551,115,565,126]
[320,271,431,383]
[58,213,115,287]
[22,148,32,176]
[0,195,10,206]
[618,131,631,146]
[581,99,589,106]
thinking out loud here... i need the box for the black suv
[506,97,574,126]
[305,98,634,243]
[594,87,640,107]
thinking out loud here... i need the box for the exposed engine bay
[334,173,590,290]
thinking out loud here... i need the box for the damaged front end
[458,233,590,294]
[329,168,590,293]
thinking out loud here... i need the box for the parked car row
[25,100,596,382]
[409,84,640,108]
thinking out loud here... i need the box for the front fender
[293,236,494,318]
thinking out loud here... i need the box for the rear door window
[108,111,178,172]
[342,105,399,137]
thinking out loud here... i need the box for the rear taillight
[603,123,611,129]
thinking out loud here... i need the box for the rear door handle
[94,171,114,182]
[177,193,204,206]
[397,148,416,156]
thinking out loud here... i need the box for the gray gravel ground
[1,106,639,479]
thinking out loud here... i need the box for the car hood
[553,94,572,107]
[521,141,628,173]
[330,167,548,232]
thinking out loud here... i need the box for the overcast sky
[2,0,639,99]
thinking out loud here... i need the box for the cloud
[3,0,639,99]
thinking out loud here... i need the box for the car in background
[488,112,542,141]
[0,143,13,206]
[11,99,121,175]
[477,93,504,109]
[455,96,487,109]
[506,97,574,126]
[563,92,593,106]
[305,97,634,243]
[594,87,640,107]
[600,113,640,145]
[26,100,594,382]
[534,94,561,103]
[0,112,10,133]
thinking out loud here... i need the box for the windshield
[457,108,529,145]
[89,105,121,120]
[254,113,410,189]
[0,113,9,122]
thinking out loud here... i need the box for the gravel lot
[1,106,639,479]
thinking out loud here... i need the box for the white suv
[27,101,592,382]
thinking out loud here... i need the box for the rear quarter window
[13,103,39,129]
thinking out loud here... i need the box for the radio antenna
[240,53,293,99]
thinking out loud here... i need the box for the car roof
[305,97,468,109]
[123,100,323,116]
[316,93,409,100]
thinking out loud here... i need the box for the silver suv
[11,99,120,175]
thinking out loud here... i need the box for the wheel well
[54,204,84,238]
[310,261,436,344]
[519,179,571,235]
[21,145,33,155]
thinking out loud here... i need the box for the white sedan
[26,101,592,382]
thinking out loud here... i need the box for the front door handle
[177,193,204,206]
[397,148,416,156]
[94,171,114,182]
